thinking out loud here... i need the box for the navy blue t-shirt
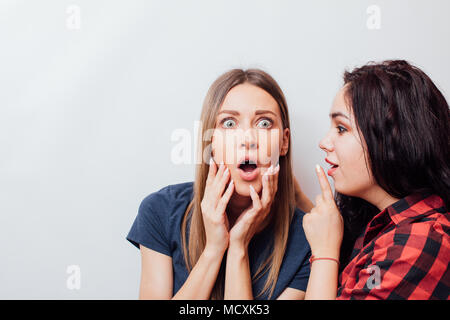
[126,182,311,299]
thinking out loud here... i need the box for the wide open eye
[222,118,237,129]
[257,118,273,129]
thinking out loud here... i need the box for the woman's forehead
[330,87,352,119]
[220,83,280,116]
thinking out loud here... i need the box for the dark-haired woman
[301,60,449,299]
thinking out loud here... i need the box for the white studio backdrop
[0,0,449,299]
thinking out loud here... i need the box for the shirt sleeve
[337,221,448,300]
[287,251,311,292]
[126,191,171,256]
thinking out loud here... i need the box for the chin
[334,183,362,198]
[234,180,262,196]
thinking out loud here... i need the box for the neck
[227,192,252,226]
[359,185,400,211]
[226,191,273,234]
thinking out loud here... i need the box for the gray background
[0,0,449,299]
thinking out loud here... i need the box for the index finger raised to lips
[315,164,334,201]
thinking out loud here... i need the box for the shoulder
[380,193,449,248]
[285,207,311,252]
[394,194,449,242]
[290,207,308,233]
[136,182,194,229]
[416,195,450,237]
[127,182,194,252]
[373,197,449,264]
[292,207,307,223]
[139,181,194,215]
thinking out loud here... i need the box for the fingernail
[224,167,229,175]
[229,179,234,187]
[249,185,255,192]
[315,164,321,173]
[209,158,213,166]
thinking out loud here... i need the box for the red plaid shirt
[337,193,450,300]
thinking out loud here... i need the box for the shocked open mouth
[239,160,257,172]
[238,159,260,181]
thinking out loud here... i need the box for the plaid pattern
[337,193,450,300]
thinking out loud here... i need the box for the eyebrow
[218,109,277,116]
[329,112,350,120]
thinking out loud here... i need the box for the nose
[319,131,333,152]
[239,128,258,150]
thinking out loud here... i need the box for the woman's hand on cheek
[201,159,234,255]
[302,165,344,260]
[229,164,280,251]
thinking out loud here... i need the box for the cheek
[257,129,282,166]
[211,131,237,164]
[334,140,373,195]
[211,136,224,163]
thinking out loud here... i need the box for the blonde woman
[127,69,313,299]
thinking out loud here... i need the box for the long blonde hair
[181,69,296,299]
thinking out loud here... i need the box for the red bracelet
[309,255,340,266]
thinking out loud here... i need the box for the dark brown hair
[337,60,450,269]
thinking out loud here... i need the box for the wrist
[203,244,227,260]
[311,249,340,261]
[227,242,248,258]
[310,255,340,267]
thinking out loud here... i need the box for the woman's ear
[280,128,290,156]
